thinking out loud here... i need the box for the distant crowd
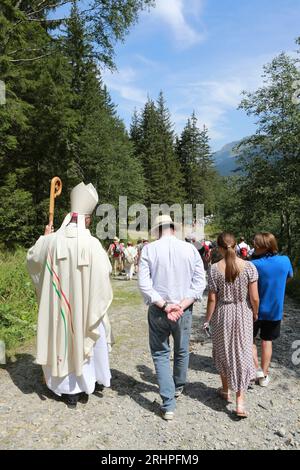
[187,235,256,270]
[107,237,149,279]
[107,234,256,279]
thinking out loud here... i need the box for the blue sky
[100,0,300,151]
[53,1,300,151]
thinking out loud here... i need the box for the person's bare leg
[129,263,134,280]
[218,374,231,401]
[221,374,229,393]
[253,343,259,369]
[113,258,117,276]
[236,391,247,416]
[261,340,272,376]
[236,391,244,407]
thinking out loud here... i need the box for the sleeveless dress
[207,262,258,392]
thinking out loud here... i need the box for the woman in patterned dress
[204,233,259,418]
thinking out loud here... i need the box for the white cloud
[102,66,147,105]
[171,101,229,142]
[183,79,244,108]
[168,54,273,145]
[153,0,205,48]
[169,79,241,141]
[134,54,159,68]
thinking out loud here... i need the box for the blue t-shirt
[251,255,293,321]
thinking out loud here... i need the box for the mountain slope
[213,140,242,176]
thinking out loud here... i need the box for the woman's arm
[249,281,259,321]
[205,291,217,323]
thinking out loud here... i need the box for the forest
[0,1,300,347]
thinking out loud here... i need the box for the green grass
[0,248,37,351]
[111,284,143,308]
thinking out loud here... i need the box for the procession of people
[27,182,293,420]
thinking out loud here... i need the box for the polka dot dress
[207,262,258,392]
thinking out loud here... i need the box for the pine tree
[0,0,149,246]
[177,112,218,213]
[197,123,219,214]
[65,3,146,207]
[130,108,142,148]
[0,1,155,68]
[156,91,185,205]
[0,1,76,239]
[131,93,185,207]
[139,98,163,205]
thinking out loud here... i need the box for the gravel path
[0,278,299,450]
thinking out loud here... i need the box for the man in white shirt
[237,237,251,259]
[138,215,206,420]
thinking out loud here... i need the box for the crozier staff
[48,176,62,230]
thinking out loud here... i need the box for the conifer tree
[156,91,185,205]
[0,0,149,246]
[130,93,185,207]
[177,112,218,213]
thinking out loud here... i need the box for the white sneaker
[161,411,174,421]
[256,368,265,380]
[259,375,270,387]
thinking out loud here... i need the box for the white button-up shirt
[138,235,206,305]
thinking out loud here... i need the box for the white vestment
[27,224,113,395]
[43,323,111,395]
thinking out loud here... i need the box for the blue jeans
[148,304,193,412]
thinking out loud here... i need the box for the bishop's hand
[44,224,54,235]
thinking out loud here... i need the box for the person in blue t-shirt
[251,232,293,387]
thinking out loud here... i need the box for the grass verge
[0,248,37,351]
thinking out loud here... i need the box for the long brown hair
[217,232,239,283]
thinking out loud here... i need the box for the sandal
[217,388,232,403]
[235,405,248,419]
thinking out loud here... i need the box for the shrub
[0,248,37,350]
[286,270,300,303]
